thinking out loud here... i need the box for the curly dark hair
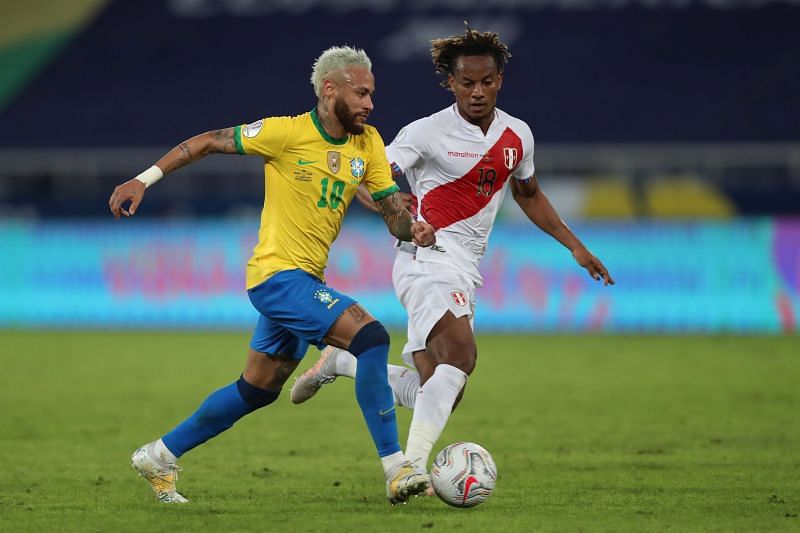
[430,23,512,88]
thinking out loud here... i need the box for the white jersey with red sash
[386,104,535,287]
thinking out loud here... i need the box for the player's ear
[496,71,503,91]
[322,78,337,99]
[447,74,456,93]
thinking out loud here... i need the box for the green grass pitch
[0,331,798,532]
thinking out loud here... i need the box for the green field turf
[0,332,798,532]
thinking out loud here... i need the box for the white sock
[336,352,419,409]
[388,365,420,409]
[152,438,178,465]
[380,451,406,478]
[334,348,357,378]
[405,364,468,469]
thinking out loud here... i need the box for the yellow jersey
[234,108,398,289]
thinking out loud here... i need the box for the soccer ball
[430,442,497,508]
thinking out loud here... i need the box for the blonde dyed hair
[310,46,372,97]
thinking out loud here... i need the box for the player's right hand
[109,179,146,219]
[411,221,436,247]
[572,246,615,286]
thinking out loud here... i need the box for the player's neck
[316,102,347,140]
[475,118,493,135]
[456,107,495,136]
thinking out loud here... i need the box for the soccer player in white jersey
[292,27,615,473]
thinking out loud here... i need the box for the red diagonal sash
[421,127,523,230]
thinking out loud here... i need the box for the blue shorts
[247,269,356,359]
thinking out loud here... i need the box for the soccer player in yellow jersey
[109,46,435,505]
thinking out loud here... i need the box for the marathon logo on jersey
[447,150,482,158]
[503,147,518,169]
[350,157,365,178]
[314,289,340,309]
[451,291,467,306]
[327,151,340,174]
[243,120,263,138]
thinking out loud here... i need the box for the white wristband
[134,165,164,188]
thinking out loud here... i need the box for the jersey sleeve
[364,128,399,201]
[234,117,292,159]
[384,118,429,176]
[512,122,536,180]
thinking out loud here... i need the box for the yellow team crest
[327,151,340,174]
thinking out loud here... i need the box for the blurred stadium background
[1,0,798,331]
[2,2,799,530]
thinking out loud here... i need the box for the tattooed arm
[356,185,416,214]
[354,185,380,213]
[154,128,239,174]
[376,191,436,247]
[109,128,238,218]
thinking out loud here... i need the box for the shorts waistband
[395,240,417,255]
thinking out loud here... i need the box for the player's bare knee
[243,349,299,389]
[452,353,477,375]
[269,359,298,387]
[438,340,477,375]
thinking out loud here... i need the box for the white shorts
[392,250,475,366]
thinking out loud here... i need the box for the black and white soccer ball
[430,442,497,508]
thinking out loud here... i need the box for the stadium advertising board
[1,219,797,332]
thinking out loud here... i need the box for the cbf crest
[327,151,340,174]
[313,288,340,309]
[350,157,365,178]
[314,289,334,304]
[503,147,518,169]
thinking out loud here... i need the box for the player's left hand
[573,246,615,286]
[411,221,436,247]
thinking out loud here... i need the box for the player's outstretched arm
[108,127,239,219]
[512,176,615,286]
[375,191,435,247]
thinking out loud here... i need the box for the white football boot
[131,441,188,503]
[385,461,430,505]
[290,346,341,404]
